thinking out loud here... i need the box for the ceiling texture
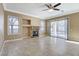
[3,3,79,19]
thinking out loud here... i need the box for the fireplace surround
[31,26,39,37]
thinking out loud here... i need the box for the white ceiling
[4,3,79,19]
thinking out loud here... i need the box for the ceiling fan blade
[45,4,50,8]
[49,4,52,7]
[54,3,61,7]
[42,9,49,11]
[53,8,60,11]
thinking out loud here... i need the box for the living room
[0,3,79,56]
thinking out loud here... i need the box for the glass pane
[13,17,19,25]
[51,21,57,36]
[13,29,18,34]
[14,21,19,25]
[13,26,19,34]
[9,26,11,29]
[8,16,19,25]
[13,26,18,29]
[57,20,65,32]
[57,20,67,38]
[8,26,12,34]
[8,17,13,25]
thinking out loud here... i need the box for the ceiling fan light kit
[48,9,53,12]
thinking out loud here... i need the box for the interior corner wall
[0,4,4,55]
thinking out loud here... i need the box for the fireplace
[32,31,39,37]
[31,26,39,37]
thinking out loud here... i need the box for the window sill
[8,33,21,36]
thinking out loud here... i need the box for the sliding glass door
[51,20,67,39]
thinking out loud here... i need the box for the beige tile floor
[1,37,79,56]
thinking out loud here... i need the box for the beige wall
[46,12,79,42]
[69,13,79,41]
[0,4,4,54]
[31,17,40,26]
[4,11,40,40]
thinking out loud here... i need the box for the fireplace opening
[32,31,39,37]
[31,26,39,38]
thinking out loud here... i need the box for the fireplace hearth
[31,26,39,38]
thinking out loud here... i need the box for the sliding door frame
[49,17,70,40]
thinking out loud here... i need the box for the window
[8,16,19,35]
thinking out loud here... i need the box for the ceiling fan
[43,3,61,12]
